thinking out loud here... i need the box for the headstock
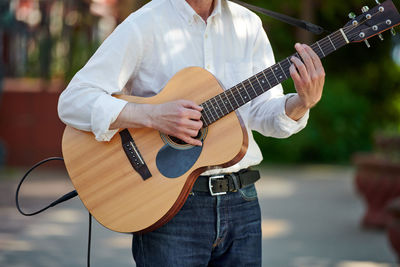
[343,0,400,46]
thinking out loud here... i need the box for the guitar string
[202,10,383,123]
[208,28,352,119]
[206,15,383,122]
[209,33,350,121]
[202,30,346,122]
[203,38,340,122]
[215,11,382,115]
[205,31,346,121]
[236,27,352,92]
[201,28,346,122]
[243,15,382,95]
[202,40,338,123]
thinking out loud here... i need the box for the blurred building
[0,0,144,166]
[2,0,121,79]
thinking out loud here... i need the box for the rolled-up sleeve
[58,16,143,141]
[248,18,309,138]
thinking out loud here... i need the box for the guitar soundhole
[160,127,208,150]
[168,131,203,145]
[168,136,188,145]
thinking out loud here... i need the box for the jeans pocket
[239,184,258,201]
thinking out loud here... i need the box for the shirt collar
[171,0,222,25]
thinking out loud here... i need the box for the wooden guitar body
[62,67,248,233]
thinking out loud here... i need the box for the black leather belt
[193,169,260,196]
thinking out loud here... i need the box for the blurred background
[1,0,400,266]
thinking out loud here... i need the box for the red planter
[387,198,400,262]
[353,153,400,228]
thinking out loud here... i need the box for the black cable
[15,156,93,267]
[15,157,78,216]
[88,212,92,267]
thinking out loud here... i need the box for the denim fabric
[131,184,261,267]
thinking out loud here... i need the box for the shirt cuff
[276,93,309,134]
[91,94,128,141]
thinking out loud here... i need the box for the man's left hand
[286,43,325,121]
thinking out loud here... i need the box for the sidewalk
[0,165,396,267]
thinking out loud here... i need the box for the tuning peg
[375,0,381,4]
[362,6,370,13]
[391,28,397,36]
[348,12,356,19]
[364,40,371,48]
[378,34,384,41]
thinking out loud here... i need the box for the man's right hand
[110,100,203,146]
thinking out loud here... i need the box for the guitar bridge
[119,129,152,180]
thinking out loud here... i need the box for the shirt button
[205,33,208,39]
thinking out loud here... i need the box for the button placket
[204,24,213,72]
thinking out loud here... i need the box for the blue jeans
[131,184,261,267]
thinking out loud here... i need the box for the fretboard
[200,29,349,127]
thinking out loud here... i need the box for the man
[58,0,325,266]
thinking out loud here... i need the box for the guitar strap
[231,0,330,35]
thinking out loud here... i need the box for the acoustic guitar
[62,0,400,233]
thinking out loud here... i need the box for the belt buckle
[208,175,227,196]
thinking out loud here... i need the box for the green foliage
[255,77,372,163]
[65,29,100,81]
[251,0,400,163]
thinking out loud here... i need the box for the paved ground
[0,165,396,267]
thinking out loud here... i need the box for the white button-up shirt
[58,0,309,174]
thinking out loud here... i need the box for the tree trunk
[296,0,316,44]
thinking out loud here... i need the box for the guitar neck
[200,29,349,126]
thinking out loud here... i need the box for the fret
[241,82,252,100]
[204,101,217,122]
[263,69,272,88]
[273,66,282,82]
[218,94,229,115]
[321,31,346,56]
[210,97,223,118]
[229,88,240,108]
[327,35,336,51]
[235,85,246,104]
[208,101,219,123]
[224,91,235,111]
[322,38,334,55]
[260,71,272,90]
[248,79,259,98]
[281,57,291,68]
[200,105,211,125]
[280,59,291,77]
[257,72,269,93]
[334,30,343,43]
[265,68,278,86]
[214,95,224,116]
[278,62,287,79]
[246,80,257,99]
[253,75,262,96]
[316,41,325,57]
[286,58,293,73]
[203,111,212,124]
